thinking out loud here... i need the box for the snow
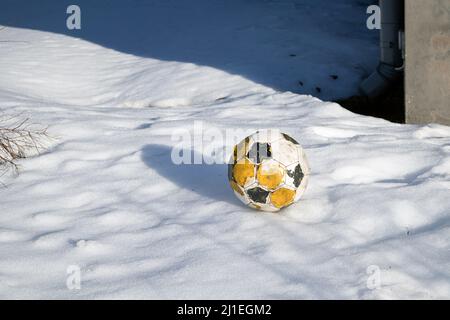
[0,0,449,299]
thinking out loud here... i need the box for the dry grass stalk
[0,114,49,176]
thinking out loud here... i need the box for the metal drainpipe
[359,0,405,98]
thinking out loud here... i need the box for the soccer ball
[228,129,310,212]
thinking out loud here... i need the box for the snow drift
[0,0,449,299]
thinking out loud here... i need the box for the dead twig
[0,113,50,177]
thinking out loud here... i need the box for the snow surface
[0,0,449,299]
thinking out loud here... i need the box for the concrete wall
[405,0,450,125]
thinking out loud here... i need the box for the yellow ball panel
[233,159,255,187]
[270,188,296,208]
[257,160,284,190]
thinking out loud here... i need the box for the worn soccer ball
[228,129,310,212]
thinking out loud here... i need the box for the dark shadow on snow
[0,0,376,98]
[141,144,239,205]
